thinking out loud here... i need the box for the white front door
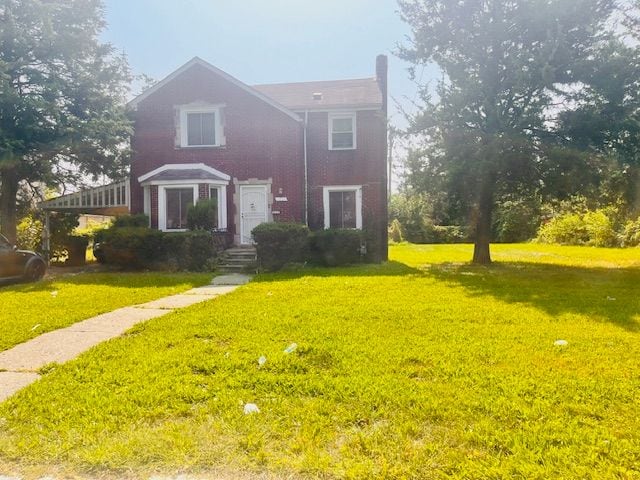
[240,185,268,244]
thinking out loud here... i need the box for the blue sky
[101,0,434,128]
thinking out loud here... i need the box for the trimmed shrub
[113,214,149,228]
[163,231,217,271]
[187,199,218,231]
[97,227,164,268]
[97,227,216,271]
[252,222,309,272]
[311,229,364,266]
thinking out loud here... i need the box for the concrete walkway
[0,274,252,402]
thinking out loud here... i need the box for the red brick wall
[130,63,305,236]
[306,110,388,259]
[198,184,208,200]
[150,185,158,228]
[130,63,387,258]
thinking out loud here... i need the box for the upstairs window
[179,105,224,147]
[187,112,216,146]
[329,113,356,150]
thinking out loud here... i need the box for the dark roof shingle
[144,168,227,182]
[253,78,382,110]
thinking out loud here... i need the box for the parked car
[0,234,47,284]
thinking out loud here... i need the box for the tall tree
[0,0,131,242]
[557,39,640,213]
[398,0,616,263]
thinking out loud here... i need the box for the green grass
[0,244,639,479]
[0,272,211,352]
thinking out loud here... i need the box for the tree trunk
[472,175,494,265]
[0,167,19,244]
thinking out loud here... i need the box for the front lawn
[0,272,211,352]
[0,244,638,478]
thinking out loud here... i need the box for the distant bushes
[621,218,640,247]
[493,197,542,243]
[388,194,469,244]
[251,223,366,271]
[536,207,634,247]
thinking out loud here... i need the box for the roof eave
[127,57,302,123]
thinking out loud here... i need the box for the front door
[240,185,268,244]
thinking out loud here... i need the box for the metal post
[42,210,51,263]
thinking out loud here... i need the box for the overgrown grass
[0,244,639,478]
[0,272,211,352]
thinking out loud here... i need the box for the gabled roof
[253,78,383,110]
[127,57,301,122]
[138,163,230,185]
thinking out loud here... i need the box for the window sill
[329,147,356,151]
[176,144,226,149]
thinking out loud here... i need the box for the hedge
[96,227,215,271]
[251,223,368,271]
[251,222,309,271]
[311,229,364,266]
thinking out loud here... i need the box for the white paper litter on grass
[30,324,41,331]
[284,342,298,354]
[607,296,616,301]
[50,290,58,297]
[244,403,260,414]
[554,339,568,346]
[258,355,267,366]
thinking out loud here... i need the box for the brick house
[128,56,388,260]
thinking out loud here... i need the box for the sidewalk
[0,273,252,402]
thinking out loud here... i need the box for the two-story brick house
[128,56,388,260]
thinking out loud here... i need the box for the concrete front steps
[218,247,257,273]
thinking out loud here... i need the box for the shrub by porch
[252,222,367,271]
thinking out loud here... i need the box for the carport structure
[38,179,130,257]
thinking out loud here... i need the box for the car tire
[24,260,46,282]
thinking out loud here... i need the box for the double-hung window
[323,186,362,229]
[179,105,224,147]
[328,113,356,150]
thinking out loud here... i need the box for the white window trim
[179,105,225,148]
[138,163,230,184]
[322,185,363,229]
[143,186,151,226]
[209,185,228,230]
[158,184,199,232]
[328,112,357,151]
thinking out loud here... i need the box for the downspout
[303,110,309,226]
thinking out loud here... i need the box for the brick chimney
[376,54,388,115]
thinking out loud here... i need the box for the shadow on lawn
[252,260,424,283]
[1,271,206,294]
[422,261,640,332]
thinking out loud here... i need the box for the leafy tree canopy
[0,0,131,242]
[398,0,622,263]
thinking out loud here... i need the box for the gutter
[303,110,309,225]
